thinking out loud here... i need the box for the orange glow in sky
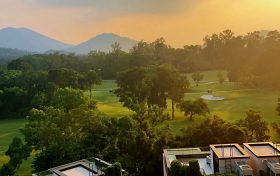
[1,0,280,47]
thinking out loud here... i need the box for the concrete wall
[210,150,214,173]
[210,148,250,174]
[218,158,250,173]
[163,154,168,176]
[244,147,280,176]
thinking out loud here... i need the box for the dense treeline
[6,30,280,89]
[0,68,100,118]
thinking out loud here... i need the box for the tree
[0,87,29,118]
[114,67,150,115]
[48,68,81,89]
[236,110,270,142]
[148,65,189,119]
[21,105,116,172]
[189,160,201,176]
[217,71,225,84]
[51,87,88,110]
[277,98,280,116]
[85,70,101,100]
[177,98,209,121]
[192,72,204,86]
[152,66,189,120]
[170,160,182,176]
[0,137,31,176]
[104,162,122,176]
[169,159,200,176]
[177,116,247,147]
[111,42,122,54]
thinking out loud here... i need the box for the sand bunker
[201,95,225,101]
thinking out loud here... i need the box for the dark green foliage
[169,159,201,176]
[170,160,182,176]
[114,67,150,115]
[0,67,102,119]
[176,116,247,147]
[48,68,82,89]
[177,98,209,121]
[51,87,88,110]
[21,104,172,175]
[115,65,189,120]
[0,86,29,118]
[0,137,31,176]
[236,110,270,142]
[189,160,201,176]
[0,163,14,176]
[104,162,122,176]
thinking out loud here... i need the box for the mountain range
[0,27,137,54]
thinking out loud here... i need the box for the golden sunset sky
[1,0,280,47]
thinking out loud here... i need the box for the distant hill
[0,48,34,65]
[67,33,138,54]
[0,27,71,53]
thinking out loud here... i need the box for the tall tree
[159,66,189,120]
[192,72,204,86]
[177,98,209,121]
[85,70,102,100]
[114,67,150,115]
[236,110,270,142]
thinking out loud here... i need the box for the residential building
[163,142,280,176]
[32,158,126,176]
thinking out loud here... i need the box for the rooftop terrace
[210,144,250,158]
[244,142,280,157]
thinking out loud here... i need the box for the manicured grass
[0,119,26,156]
[1,70,279,175]
[88,80,133,117]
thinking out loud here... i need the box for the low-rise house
[32,158,126,176]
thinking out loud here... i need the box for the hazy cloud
[31,0,197,14]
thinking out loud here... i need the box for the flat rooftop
[244,142,280,157]
[163,148,212,175]
[210,144,250,158]
[33,158,126,176]
[62,165,95,176]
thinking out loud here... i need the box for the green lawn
[1,70,279,175]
